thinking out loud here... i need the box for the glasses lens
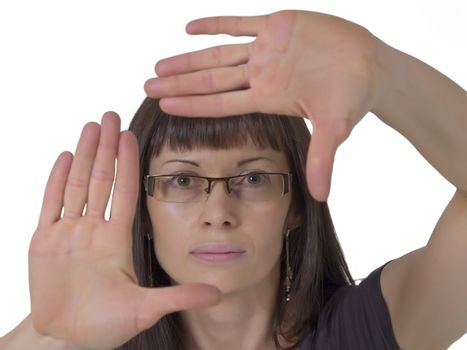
[148,173,286,203]
[151,175,208,203]
[229,173,284,202]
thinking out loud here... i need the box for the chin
[171,268,246,295]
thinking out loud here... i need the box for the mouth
[190,243,245,254]
[190,243,246,264]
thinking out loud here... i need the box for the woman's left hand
[144,10,385,201]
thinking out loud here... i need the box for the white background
[0,0,465,347]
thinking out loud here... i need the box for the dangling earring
[145,233,154,287]
[284,229,293,302]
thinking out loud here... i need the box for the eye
[174,176,192,187]
[167,174,194,187]
[243,172,270,185]
[247,174,261,184]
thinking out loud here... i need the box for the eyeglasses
[144,172,293,203]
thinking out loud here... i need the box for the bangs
[129,98,297,176]
[148,113,288,159]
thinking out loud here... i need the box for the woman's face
[146,140,299,296]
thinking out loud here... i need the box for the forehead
[150,141,289,171]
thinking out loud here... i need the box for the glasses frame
[143,172,293,202]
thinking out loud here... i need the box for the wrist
[1,314,87,350]
[370,36,402,121]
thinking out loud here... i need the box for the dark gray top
[299,260,400,349]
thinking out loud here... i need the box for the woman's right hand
[28,112,221,350]
[145,10,383,202]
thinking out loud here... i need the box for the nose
[200,180,238,228]
[205,178,231,196]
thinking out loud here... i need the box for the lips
[190,243,245,254]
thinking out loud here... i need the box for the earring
[145,233,154,287]
[284,229,293,302]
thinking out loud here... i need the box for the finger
[158,89,257,117]
[85,112,121,218]
[37,152,73,229]
[109,131,139,229]
[63,123,100,219]
[146,66,249,98]
[306,124,340,202]
[155,43,249,77]
[185,15,267,36]
[132,284,221,333]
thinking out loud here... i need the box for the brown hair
[116,98,355,350]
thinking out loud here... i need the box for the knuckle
[66,176,88,189]
[114,182,134,195]
[201,70,215,92]
[63,210,83,220]
[91,168,114,183]
[186,51,194,70]
[212,45,222,65]
[215,16,221,33]
[242,64,249,83]
[234,17,242,35]
[172,74,182,94]
[85,205,103,217]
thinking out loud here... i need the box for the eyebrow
[161,156,276,167]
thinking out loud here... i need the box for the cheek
[251,218,285,264]
[241,202,290,268]
[147,199,191,235]
[246,200,291,234]
[146,202,190,273]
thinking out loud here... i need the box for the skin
[24,115,223,350]
[146,141,300,350]
[145,10,467,349]
[145,10,381,202]
[3,8,466,350]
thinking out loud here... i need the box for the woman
[1,9,466,350]
[145,11,467,348]
[0,99,391,350]
[120,98,355,349]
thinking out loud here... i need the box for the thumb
[306,125,340,202]
[132,283,221,332]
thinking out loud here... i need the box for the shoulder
[300,261,401,349]
[379,246,464,349]
[381,191,467,349]
[380,247,424,349]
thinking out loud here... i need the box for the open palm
[28,113,220,349]
[145,10,384,201]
